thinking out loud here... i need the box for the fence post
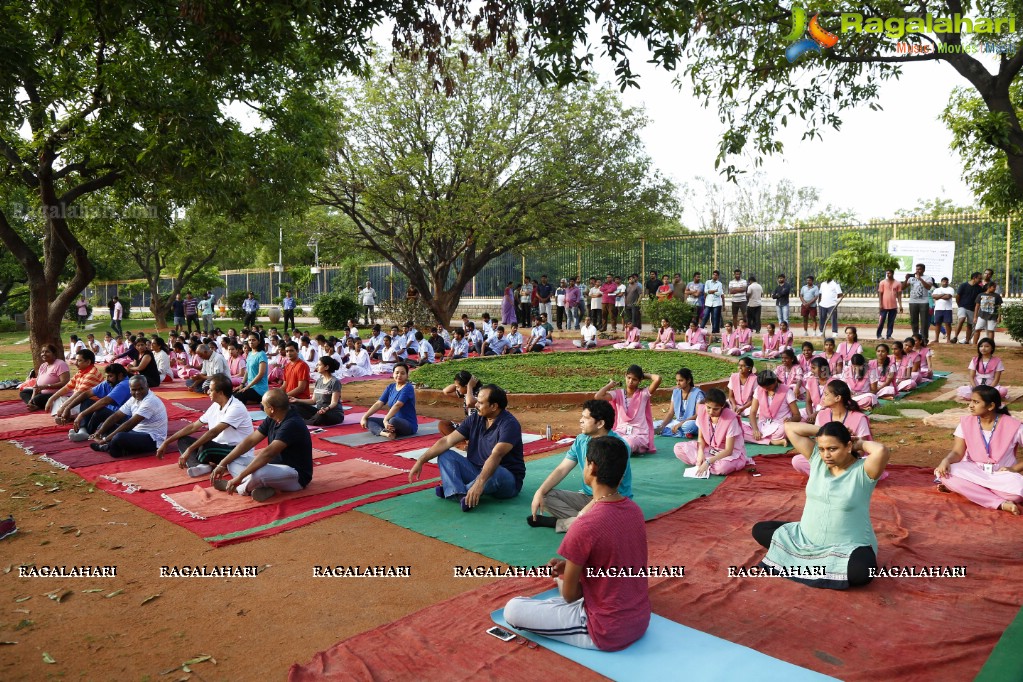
[640,239,645,280]
[713,234,718,272]
[245,272,250,293]
[577,249,582,281]
[796,228,802,285]
[521,253,526,282]
[1006,215,1012,296]
[390,264,394,302]
[472,275,477,297]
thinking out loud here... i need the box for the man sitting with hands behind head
[527,399,633,532]
[409,384,524,512]
[504,436,650,651]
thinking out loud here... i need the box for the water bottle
[546,425,552,440]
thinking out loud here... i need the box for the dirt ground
[1,338,1021,680]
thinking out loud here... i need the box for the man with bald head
[187,343,229,393]
[89,376,168,458]
[211,388,313,502]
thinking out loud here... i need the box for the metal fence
[90,214,1021,309]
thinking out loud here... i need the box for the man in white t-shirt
[157,374,254,476]
[745,277,764,333]
[518,277,534,327]
[358,281,376,326]
[817,278,844,336]
[574,316,599,349]
[90,376,168,458]
[613,276,626,333]
[728,269,748,327]
[588,278,604,330]
[111,297,123,336]
[931,277,956,344]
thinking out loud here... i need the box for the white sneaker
[187,464,213,478]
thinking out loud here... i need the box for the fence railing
[90,214,1021,310]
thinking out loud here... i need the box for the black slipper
[526,515,557,528]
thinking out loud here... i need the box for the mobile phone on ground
[486,626,516,642]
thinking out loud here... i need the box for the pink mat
[0,411,66,439]
[163,458,401,518]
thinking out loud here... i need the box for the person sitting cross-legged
[527,399,633,532]
[46,348,105,426]
[360,363,418,439]
[504,436,651,651]
[89,376,168,458]
[409,384,524,512]
[156,373,254,477]
[209,388,313,502]
[68,364,132,441]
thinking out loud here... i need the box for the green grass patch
[871,400,960,417]
[409,349,737,393]
[902,377,947,397]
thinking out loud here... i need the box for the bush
[641,297,696,333]
[376,297,437,329]
[312,291,362,331]
[226,291,249,321]
[1002,302,1023,344]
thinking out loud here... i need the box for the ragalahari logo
[784,6,839,62]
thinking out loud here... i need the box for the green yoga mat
[356,437,790,567]
[976,604,1023,682]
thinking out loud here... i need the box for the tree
[816,233,899,328]
[679,2,1023,205]
[686,173,825,232]
[315,48,678,325]
[0,2,374,359]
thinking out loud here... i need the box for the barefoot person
[360,363,418,440]
[210,388,313,502]
[409,384,524,512]
[660,368,705,438]
[673,388,749,476]
[527,400,633,532]
[791,379,872,476]
[752,421,890,589]
[742,370,799,446]
[504,436,650,651]
[89,376,168,458]
[935,386,1023,515]
[594,365,661,454]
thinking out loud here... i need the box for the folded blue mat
[491,589,837,682]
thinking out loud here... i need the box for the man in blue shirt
[242,292,259,329]
[171,294,185,333]
[410,384,524,512]
[282,289,297,333]
[527,399,632,532]
[68,364,132,441]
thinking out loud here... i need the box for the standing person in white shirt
[588,278,603,330]
[555,279,568,331]
[613,276,627,333]
[111,296,124,336]
[358,281,377,326]
[931,277,956,344]
[573,317,599,349]
[701,270,724,334]
[728,269,749,327]
[818,277,844,337]
[518,277,534,327]
[746,276,764,333]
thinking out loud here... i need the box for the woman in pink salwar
[742,370,799,445]
[843,354,878,410]
[674,389,749,475]
[773,349,803,400]
[712,322,741,356]
[836,327,863,366]
[612,321,642,349]
[911,334,934,380]
[876,341,916,399]
[727,357,757,417]
[652,319,676,350]
[227,343,247,388]
[819,337,843,376]
[595,365,661,454]
[902,336,924,384]
[797,341,815,374]
[735,319,753,354]
[936,385,1023,515]
[777,321,794,353]
[676,321,707,351]
[751,323,780,359]
[793,380,873,476]
[801,356,834,422]
[172,342,199,380]
[956,338,1008,401]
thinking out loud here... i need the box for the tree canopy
[314,47,679,324]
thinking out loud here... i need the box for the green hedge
[1003,302,1023,344]
[641,297,696,332]
[312,291,362,331]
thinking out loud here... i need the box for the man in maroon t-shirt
[504,436,651,651]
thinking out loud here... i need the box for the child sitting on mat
[505,436,651,651]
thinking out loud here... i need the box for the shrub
[312,291,362,331]
[376,297,438,329]
[641,297,696,333]
[1002,302,1023,344]
[226,291,249,321]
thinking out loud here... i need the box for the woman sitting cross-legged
[711,321,741,356]
[792,379,873,476]
[659,368,705,438]
[290,356,345,426]
[612,320,642,349]
[676,321,707,351]
[935,385,1023,515]
[752,420,890,589]
[360,363,418,439]
[842,353,879,411]
[751,323,781,359]
[594,365,661,454]
[673,388,750,475]
[651,318,675,350]
[742,370,799,446]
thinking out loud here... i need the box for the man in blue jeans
[409,384,525,512]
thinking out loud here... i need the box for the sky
[588,44,983,224]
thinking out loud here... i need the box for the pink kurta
[944,415,1023,509]
[677,328,707,351]
[778,331,794,352]
[742,386,796,444]
[653,327,675,350]
[774,363,803,398]
[613,327,642,349]
[674,405,748,475]
[728,372,757,417]
[735,328,753,353]
[843,366,879,409]
[956,356,1008,400]
[611,387,655,453]
[752,333,780,359]
[836,341,863,364]
[712,330,741,356]
[877,355,916,398]
[792,408,875,476]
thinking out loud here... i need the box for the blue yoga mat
[491,589,837,682]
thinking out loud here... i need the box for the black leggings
[233,388,264,405]
[752,521,876,587]
[293,402,345,426]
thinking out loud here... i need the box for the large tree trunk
[149,296,171,331]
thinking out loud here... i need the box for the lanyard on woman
[979,357,991,375]
[738,375,753,404]
[979,415,1000,456]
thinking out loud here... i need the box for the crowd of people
[9,260,1020,655]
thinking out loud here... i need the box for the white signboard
[887,240,956,282]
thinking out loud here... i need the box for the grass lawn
[872,400,961,417]
[409,349,738,393]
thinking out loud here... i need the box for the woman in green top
[752,421,890,589]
